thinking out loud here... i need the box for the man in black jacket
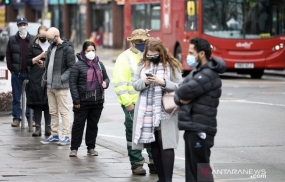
[38,27,75,146]
[6,17,35,127]
[174,37,226,182]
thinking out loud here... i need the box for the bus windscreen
[202,0,285,39]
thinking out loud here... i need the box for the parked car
[0,22,41,61]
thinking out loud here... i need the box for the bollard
[21,79,31,130]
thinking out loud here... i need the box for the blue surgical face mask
[186,54,198,68]
[135,43,145,52]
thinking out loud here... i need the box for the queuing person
[113,29,156,175]
[6,17,35,127]
[69,41,110,157]
[26,25,51,137]
[174,37,226,182]
[38,27,75,145]
[132,37,183,182]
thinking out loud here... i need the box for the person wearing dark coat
[6,17,35,127]
[69,41,110,157]
[174,37,226,182]
[26,25,51,137]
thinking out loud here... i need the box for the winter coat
[26,38,49,108]
[69,53,110,105]
[43,39,75,89]
[174,57,226,136]
[6,32,35,74]
[132,63,183,150]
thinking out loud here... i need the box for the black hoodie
[174,57,226,135]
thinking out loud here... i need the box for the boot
[132,166,146,175]
[32,125,41,137]
[45,125,51,136]
[148,159,157,174]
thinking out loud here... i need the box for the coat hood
[203,57,227,74]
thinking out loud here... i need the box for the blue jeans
[11,73,30,121]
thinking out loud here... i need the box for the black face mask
[39,37,47,43]
[149,56,160,64]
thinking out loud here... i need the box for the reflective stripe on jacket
[112,49,142,107]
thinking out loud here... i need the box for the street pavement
[0,47,185,181]
[0,114,184,182]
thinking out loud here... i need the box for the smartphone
[145,73,153,77]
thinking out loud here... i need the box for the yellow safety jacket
[112,49,142,107]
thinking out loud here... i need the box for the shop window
[131,3,161,30]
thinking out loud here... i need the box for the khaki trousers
[47,88,70,136]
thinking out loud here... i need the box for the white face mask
[18,26,28,39]
[85,51,96,60]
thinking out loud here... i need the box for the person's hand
[180,99,191,105]
[102,81,107,88]
[126,104,134,112]
[41,51,47,58]
[145,76,152,85]
[38,60,44,67]
[74,104,80,109]
[146,74,165,85]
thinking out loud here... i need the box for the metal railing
[21,79,33,132]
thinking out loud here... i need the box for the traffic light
[5,0,9,4]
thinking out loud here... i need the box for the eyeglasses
[146,54,159,59]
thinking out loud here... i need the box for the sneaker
[69,150,77,157]
[40,135,59,144]
[87,149,98,156]
[57,136,71,146]
[132,166,146,175]
[11,120,20,127]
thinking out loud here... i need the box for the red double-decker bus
[124,0,285,78]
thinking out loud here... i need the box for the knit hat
[127,29,151,42]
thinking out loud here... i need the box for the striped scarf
[134,63,170,144]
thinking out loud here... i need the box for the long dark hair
[82,41,97,52]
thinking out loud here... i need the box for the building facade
[5,0,124,49]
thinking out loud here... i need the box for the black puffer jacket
[174,57,226,136]
[26,38,48,108]
[69,53,110,105]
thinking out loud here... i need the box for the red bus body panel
[124,0,285,72]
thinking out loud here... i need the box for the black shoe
[148,159,157,174]
[45,125,51,136]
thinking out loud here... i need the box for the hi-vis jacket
[113,48,142,107]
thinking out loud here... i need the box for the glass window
[202,0,285,39]
[185,0,198,31]
[132,3,161,30]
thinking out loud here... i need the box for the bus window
[131,3,161,30]
[185,0,198,31]
[202,0,285,39]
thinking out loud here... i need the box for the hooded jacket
[43,39,75,89]
[174,57,226,136]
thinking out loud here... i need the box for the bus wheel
[175,45,182,63]
[250,70,264,79]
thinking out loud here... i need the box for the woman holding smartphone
[26,25,51,137]
[132,37,183,182]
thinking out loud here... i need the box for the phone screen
[145,73,153,77]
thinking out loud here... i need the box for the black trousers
[33,105,51,126]
[184,131,214,182]
[71,103,103,150]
